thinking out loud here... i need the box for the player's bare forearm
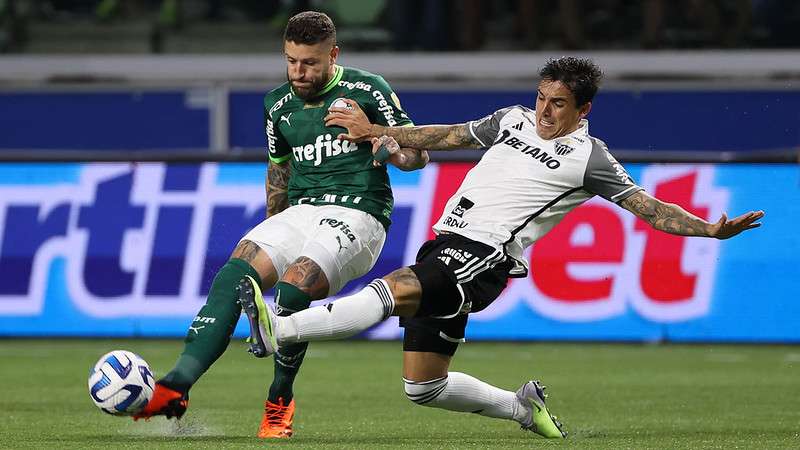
[393,147,430,171]
[622,190,765,239]
[370,124,482,150]
[267,161,291,217]
[370,136,429,171]
[619,191,712,237]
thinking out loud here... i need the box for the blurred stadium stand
[2,0,800,53]
[0,0,798,162]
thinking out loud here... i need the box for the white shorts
[241,204,386,295]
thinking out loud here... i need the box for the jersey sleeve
[467,105,520,147]
[264,94,292,164]
[584,138,643,202]
[362,76,414,127]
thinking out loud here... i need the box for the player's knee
[403,376,448,407]
[382,267,422,313]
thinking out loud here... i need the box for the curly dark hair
[284,11,337,46]
[539,57,603,106]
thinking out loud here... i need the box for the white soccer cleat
[516,379,567,438]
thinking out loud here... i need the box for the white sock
[404,372,527,423]
[275,279,394,344]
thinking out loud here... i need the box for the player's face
[284,40,339,100]
[535,79,591,140]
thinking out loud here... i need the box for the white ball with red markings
[88,350,154,416]
[330,98,354,110]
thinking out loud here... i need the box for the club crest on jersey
[292,134,359,166]
[554,142,575,156]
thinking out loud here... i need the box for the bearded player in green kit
[133,11,429,438]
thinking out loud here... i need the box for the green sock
[268,281,313,403]
[160,258,260,393]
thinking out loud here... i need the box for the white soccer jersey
[432,105,642,277]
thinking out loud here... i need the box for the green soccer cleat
[516,380,567,438]
[237,276,278,358]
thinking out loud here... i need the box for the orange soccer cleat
[257,397,295,438]
[133,382,189,421]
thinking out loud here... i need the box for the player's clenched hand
[370,136,402,167]
[324,98,372,142]
[707,210,764,239]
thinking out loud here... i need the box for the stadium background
[0,0,798,343]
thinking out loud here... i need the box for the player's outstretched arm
[267,160,291,217]
[373,123,483,151]
[618,190,764,239]
[325,98,482,150]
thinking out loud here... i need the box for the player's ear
[578,101,592,120]
[329,45,339,64]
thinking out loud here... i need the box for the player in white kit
[237,57,764,438]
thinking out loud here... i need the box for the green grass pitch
[2,339,799,449]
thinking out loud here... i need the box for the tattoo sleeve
[619,191,711,237]
[267,160,291,217]
[373,123,482,150]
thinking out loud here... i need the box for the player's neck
[551,121,584,140]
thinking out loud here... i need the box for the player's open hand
[324,98,372,142]
[707,210,764,239]
[370,136,402,167]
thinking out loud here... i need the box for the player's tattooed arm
[325,98,481,150]
[370,135,429,171]
[619,190,764,239]
[395,147,429,170]
[372,123,483,150]
[267,160,291,217]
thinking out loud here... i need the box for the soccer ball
[329,98,354,110]
[88,350,154,416]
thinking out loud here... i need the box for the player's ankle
[156,377,190,395]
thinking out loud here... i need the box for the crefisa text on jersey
[291,134,359,166]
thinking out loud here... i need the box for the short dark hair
[284,11,336,46]
[539,57,603,106]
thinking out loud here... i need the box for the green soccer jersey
[264,65,414,229]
